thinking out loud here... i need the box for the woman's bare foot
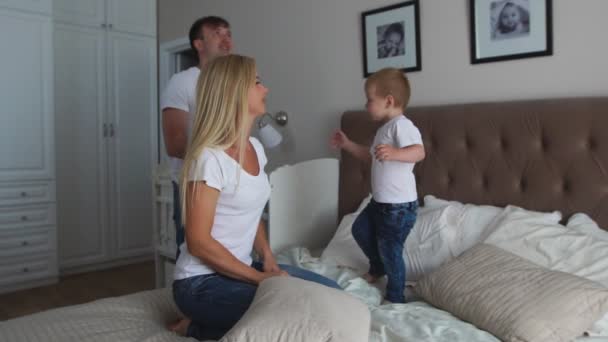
[362,273,380,283]
[168,317,191,336]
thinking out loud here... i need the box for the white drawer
[0,204,55,231]
[0,227,53,258]
[0,182,54,207]
[0,257,56,287]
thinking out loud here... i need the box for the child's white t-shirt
[160,66,200,181]
[173,137,271,280]
[370,115,423,204]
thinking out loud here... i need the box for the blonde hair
[365,68,411,110]
[180,54,257,219]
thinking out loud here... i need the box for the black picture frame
[470,0,553,64]
[361,0,421,77]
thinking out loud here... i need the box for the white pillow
[567,213,608,242]
[321,211,368,272]
[323,194,564,282]
[220,277,370,342]
[566,213,608,337]
[321,202,459,281]
[355,193,372,213]
[423,195,504,255]
[484,206,608,286]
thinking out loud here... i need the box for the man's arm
[162,108,189,159]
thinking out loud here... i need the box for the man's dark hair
[188,16,230,56]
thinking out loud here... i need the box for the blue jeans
[352,199,418,303]
[172,181,185,260]
[172,262,341,340]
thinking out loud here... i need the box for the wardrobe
[0,0,57,294]
[53,0,157,272]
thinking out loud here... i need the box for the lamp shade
[258,124,282,148]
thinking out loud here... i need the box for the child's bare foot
[168,317,191,336]
[362,273,380,283]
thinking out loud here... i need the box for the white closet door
[107,32,156,259]
[53,0,105,28]
[0,10,53,182]
[0,0,51,15]
[54,24,110,268]
[107,0,156,37]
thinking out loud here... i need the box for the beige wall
[158,0,608,171]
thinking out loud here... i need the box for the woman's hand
[256,268,288,284]
[263,254,282,273]
[258,271,288,284]
[262,254,288,275]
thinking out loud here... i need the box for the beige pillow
[220,276,370,342]
[416,243,608,342]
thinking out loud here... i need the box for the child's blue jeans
[352,199,418,303]
[173,262,341,340]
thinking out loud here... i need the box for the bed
[327,96,608,341]
[2,97,608,342]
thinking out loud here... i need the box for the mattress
[2,247,604,342]
[0,287,195,342]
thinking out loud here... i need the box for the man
[161,16,233,258]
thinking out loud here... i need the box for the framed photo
[470,0,553,64]
[361,1,421,77]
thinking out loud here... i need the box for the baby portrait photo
[362,0,421,76]
[376,22,406,59]
[490,0,530,40]
[470,0,552,64]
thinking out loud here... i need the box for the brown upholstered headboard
[339,97,608,229]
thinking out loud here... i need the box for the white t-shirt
[160,66,201,181]
[370,115,423,204]
[173,137,271,280]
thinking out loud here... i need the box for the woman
[170,55,341,340]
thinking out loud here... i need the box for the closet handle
[110,124,115,137]
[103,124,108,137]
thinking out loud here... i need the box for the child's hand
[375,144,397,161]
[330,130,350,149]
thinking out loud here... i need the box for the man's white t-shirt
[173,137,271,280]
[370,115,423,204]
[160,66,200,181]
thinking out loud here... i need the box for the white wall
[158,0,608,171]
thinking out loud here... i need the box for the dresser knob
[22,241,29,246]
[22,267,29,273]
[21,216,28,221]
[20,192,27,197]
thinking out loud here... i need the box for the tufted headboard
[339,97,608,229]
